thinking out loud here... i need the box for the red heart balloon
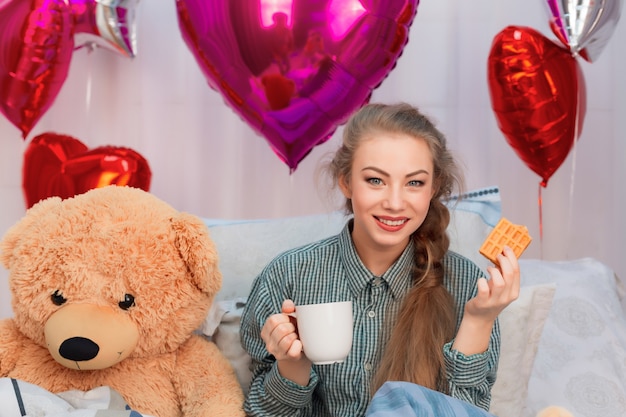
[0,0,74,138]
[22,132,152,208]
[0,0,141,139]
[487,26,586,187]
[176,0,419,171]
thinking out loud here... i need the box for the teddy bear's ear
[170,212,222,297]
[0,196,63,269]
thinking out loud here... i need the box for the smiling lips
[376,216,408,230]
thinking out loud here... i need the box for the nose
[59,337,100,361]
[382,186,405,210]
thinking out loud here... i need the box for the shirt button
[364,363,373,371]
[367,311,376,318]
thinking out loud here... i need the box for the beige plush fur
[0,186,244,417]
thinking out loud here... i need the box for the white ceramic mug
[291,300,353,365]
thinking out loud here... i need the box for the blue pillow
[446,186,501,227]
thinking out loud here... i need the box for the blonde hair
[326,102,464,393]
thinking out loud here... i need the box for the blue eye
[408,180,423,187]
[367,178,383,186]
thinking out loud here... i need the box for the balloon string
[566,140,578,260]
[289,170,295,211]
[85,42,96,144]
[538,183,544,260]
[566,83,582,259]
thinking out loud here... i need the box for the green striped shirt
[241,221,499,416]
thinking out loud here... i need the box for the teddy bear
[0,185,245,417]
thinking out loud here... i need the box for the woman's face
[340,132,435,258]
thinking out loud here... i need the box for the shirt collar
[338,219,414,299]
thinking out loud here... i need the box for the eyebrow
[361,166,430,177]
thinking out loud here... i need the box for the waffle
[479,217,532,265]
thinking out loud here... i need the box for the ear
[170,213,222,297]
[0,196,63,269]
[338,175,352,199]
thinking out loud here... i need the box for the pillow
[519,258,626,417]
[202,186,503,395]
[205,186,501,301]
[1,378,146,415]
[206,211,349,301]
[203,282,556,402]
[202,298,251,393]
[445,186,501,273]
[489,283,556,417]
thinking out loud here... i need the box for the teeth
[379,218,405,226]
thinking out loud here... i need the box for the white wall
[1,1,624,319]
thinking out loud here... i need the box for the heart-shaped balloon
[487,26,587,187]
[0,0,141,138]
[71,0,140,57]
[545,0,623,62]
[176,0,419,171]
[0,0,75,138]
[23,132,152,208]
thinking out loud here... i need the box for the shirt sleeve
[442,253,501,411]
[240,261,319,416]
[443,318,500,411]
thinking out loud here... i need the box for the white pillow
[445,186,501,273]
[205,186,501,301]
[204,283,555,402]
[202,298,251,393]
[490,283,557,417]
[202,186,503,395]
[206,211,349,301]
[520,258,626,417]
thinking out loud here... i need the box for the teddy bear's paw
[536,405,575,417]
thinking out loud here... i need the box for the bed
[202,186,626,417]
[2,186,624,417]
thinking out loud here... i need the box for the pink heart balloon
[176,0,419,171]
[0,0,74,138]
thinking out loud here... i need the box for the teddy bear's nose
[59,337,100,361]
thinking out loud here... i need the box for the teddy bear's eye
[51,290,67,306]
[118,294,135,310]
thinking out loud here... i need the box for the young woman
[240,102,520,416]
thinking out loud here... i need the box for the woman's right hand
[261,299,312,385]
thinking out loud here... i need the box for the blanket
[366,382,497,417]
[0,378,155,417]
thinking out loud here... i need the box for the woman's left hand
[452,246,520,355]
[465,245,520,321]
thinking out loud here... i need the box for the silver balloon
[545,0,623,62]
[71,0,140,58]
